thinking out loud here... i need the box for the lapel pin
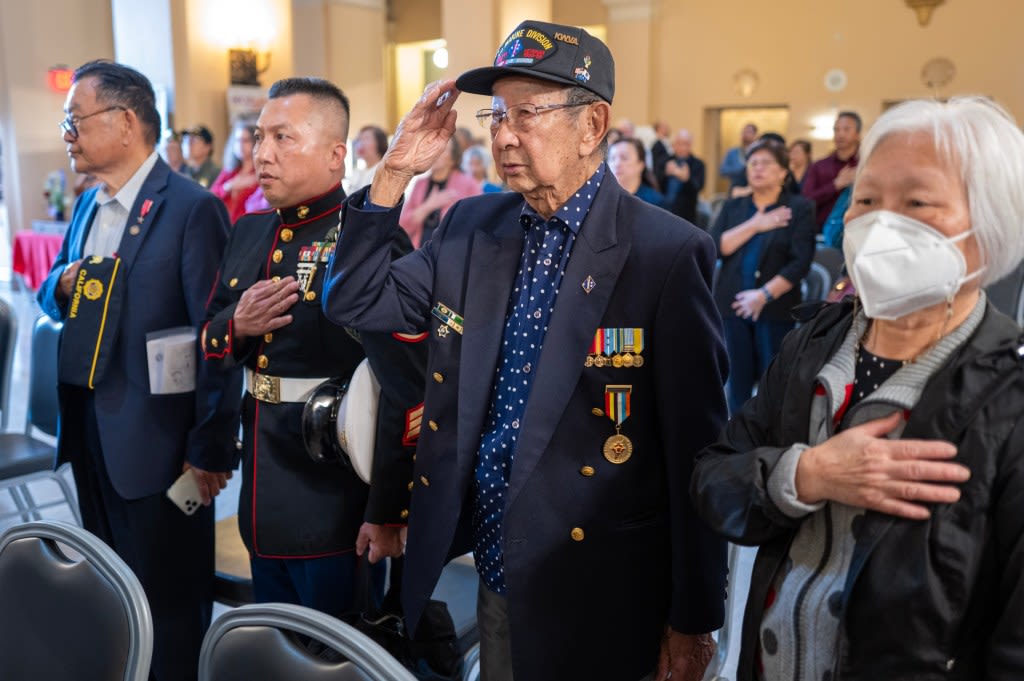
[137,198,153,224]
[129,225,141,236]
[582,275,596,294]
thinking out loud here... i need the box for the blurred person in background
[182,125,220,188]
[720,122,758,188]
[211,119,259,223]
[399,136,480,247]
[663,129,706,225]
[788,139,812,191]
[462,144,503,193]
[803,112,861,231]
[608,137,664,206]
[710,138,815,415]
[345,124,388,194]
[160,129,186,173]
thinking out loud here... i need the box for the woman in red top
[211,120,259,223]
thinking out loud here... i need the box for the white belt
[244,368,329,404]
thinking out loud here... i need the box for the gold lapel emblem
[297,205,310,219]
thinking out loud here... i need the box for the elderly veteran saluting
[323,20,729,681]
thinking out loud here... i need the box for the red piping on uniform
[283,204,341,229]
[392,331,429,343]
[251,398,261,556]
[201,320,232,360]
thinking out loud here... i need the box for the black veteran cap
[456,20,615,103]
[58,256,125,389]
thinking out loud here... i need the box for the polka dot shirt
[849,345,902,409]
[472,163,606,595]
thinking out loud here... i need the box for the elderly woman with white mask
[691,96,1024,681]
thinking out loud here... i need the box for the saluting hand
[232,277,300,339]
[370,80,461,207]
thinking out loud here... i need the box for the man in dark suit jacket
[649,120,672,191]
[38,60,239,681]
[323,20,728,681]
[663,129,706,226]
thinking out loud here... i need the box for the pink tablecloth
[12,232,64,290]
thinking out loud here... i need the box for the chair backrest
[801,262,832,303]
[199,603,417,681]
[0,520,152,681]
[813,246,845,285]
[0,298,17,430]
[28,315,61,437]
[985,260,1024,326]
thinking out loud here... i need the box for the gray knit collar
[817,292,987,413]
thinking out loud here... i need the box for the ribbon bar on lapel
[431,302,465,335]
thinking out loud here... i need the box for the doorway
[706,106,790,195]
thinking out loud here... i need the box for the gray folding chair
[0,315,77,524]
[199,602,417,681]
[0,297,17,430]
[800,262,832,303]
[0,520,153,681]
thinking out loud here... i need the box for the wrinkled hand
[750,206,792,233]
[834,165,857,190]
[796,411,970,519]
[57,259,83,301]
[233,277,300,339]
[184,462,232,506]
[732,288,768,320]
[356,523,405,563]
[383,80,460,180]
[655,630,715,681]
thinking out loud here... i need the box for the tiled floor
[0,199,755,679]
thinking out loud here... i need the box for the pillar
[602,0,658,125]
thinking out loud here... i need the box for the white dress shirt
[84,151,160,258]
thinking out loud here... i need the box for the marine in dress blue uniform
[201,78,426,617]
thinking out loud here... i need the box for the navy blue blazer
[38,158,241,500]
[323,175,729,681]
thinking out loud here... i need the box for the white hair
[461,145,492,174]
[856,96,1024,286]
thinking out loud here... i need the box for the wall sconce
[905,0,945,26]
[229,48,272,86]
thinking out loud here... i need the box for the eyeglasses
[59,106,126,139]
[475,102,588,132]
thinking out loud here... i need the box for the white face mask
[843,210,982,320]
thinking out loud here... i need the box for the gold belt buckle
[251,373,281,404]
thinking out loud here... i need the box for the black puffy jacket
[692,300,1024,680]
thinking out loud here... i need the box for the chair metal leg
[703,542,742,681]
